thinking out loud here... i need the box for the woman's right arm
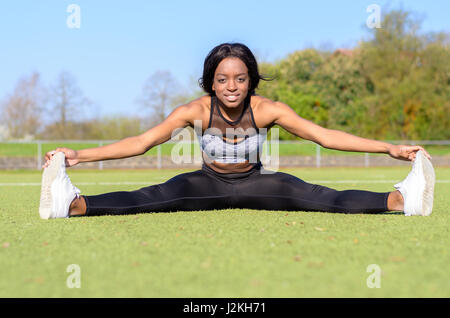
[43,102,202,168]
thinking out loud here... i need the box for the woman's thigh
[85,169,234,216]
[233,171,389,213]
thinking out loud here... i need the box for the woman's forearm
[76,136,147,163]
[320,129,393,154]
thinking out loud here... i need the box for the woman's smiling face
[212,57,250,109]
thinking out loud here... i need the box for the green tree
[360,10,450,139]
[257,8,450,140]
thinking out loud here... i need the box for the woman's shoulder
[170,95,211,126]
[187,95,211,109]
[250,95,286,128]
[251,94,283,113]
[176,95,210,114]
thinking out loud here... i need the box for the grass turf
[0,167,448,298]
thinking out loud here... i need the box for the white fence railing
[0,140,449,170]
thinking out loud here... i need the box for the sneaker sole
[419,151,435,216]
[39,152,65,219]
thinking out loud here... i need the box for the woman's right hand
[43,147,80,168]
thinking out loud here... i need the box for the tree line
[0,70,199,140]
[1,9,448,141]
[257,9,449,140]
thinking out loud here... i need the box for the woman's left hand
[388,145,432,161]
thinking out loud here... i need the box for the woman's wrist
[384,143,395,155]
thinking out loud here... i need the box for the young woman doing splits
[39,43,435,219]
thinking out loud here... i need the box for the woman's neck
[215,96,246,122]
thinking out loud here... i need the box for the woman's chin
[217,96,244,108]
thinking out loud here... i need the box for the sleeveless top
[196,95,266,174]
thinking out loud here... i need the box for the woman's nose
[227,81,237,90]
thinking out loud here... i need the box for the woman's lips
[224,94,239,102]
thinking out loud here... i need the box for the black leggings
[83,165,390,216]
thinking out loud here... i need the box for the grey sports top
[197,95,266,174]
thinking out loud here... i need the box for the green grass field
[0,167,448,298]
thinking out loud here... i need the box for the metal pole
[157,145,162,169]
[37,141,42,170]
[316,144,321,168]
[98,141,103,170]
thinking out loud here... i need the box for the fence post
[157,145,162,169]
[98,141,103,170]
[316,144,321,168]
[37,141,42,170]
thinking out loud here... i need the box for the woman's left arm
[271,101,431,161]
[315,128,431,161]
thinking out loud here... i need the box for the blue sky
[0,0,448,118]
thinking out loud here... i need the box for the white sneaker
[39,152,80,219]
[394,150,435,216]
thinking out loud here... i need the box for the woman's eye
[217,78,245,84]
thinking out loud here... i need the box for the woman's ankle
[69,196,87,216]
[387,190,404,211]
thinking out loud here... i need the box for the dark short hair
[199,43,271,96]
